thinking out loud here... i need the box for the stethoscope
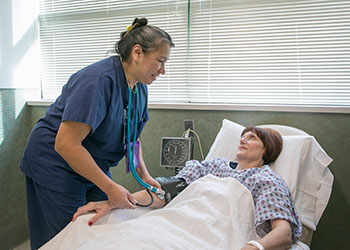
[126,86,165,206]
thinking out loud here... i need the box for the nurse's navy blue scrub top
[20,56,149,194]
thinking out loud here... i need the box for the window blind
[189,0,350,106]
[39,0,350,108]
[39,0,188,101]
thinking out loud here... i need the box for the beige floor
[12,240,30,250]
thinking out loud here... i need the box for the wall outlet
[184,120,194,131]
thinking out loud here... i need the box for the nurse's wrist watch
[247,240,264,250]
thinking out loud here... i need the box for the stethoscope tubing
[126,87,158,193]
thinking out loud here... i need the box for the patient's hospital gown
[177,158,302,242]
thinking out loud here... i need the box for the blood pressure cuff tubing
[155,176,188,204]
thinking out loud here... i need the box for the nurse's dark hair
[115,18,174,62]
[241,126,283,165]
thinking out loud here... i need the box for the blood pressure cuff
[155,176,188,204]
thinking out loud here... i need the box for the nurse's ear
[131,44,144,63]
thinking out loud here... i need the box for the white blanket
[41,175,259,250]
[41,175,309,250]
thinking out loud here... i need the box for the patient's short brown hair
[241,126,283,165]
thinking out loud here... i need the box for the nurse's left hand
[141,174,161,189]
[72,201,112,226]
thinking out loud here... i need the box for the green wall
[140,109,349,250]
[1,93,349,249]
[0,89,37,250]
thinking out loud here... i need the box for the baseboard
[0,223,29,250]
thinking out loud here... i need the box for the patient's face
[236,131,265,163]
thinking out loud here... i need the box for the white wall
[0,0,40,89]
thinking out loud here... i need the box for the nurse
[20,17,174,249]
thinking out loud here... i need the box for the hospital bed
[40,119,333,250]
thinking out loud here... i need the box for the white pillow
[206,119,244,162]
[206,119,334,231]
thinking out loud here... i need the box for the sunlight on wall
[13,39,40,89]
[14,91,26,120]
[0,38,2,67]
[14,89,40,120]
[11,0,38,47]
[0,92,3,145]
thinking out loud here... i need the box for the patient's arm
[241,219,292,250]
[132,190,166,208]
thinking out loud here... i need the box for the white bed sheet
[41,175,309,250]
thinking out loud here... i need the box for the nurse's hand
[72,183,137,225]
[105,183,137,210]
[72,200,112,226]
[141,174,161,190]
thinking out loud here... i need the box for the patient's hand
[132,190,166,208]
[241,245,259,250]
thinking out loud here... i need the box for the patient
[175,126,302,250]
[73,126,302,250]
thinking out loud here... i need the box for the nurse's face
[137,42,171,84]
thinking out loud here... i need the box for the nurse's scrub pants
[25,176,107,249]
